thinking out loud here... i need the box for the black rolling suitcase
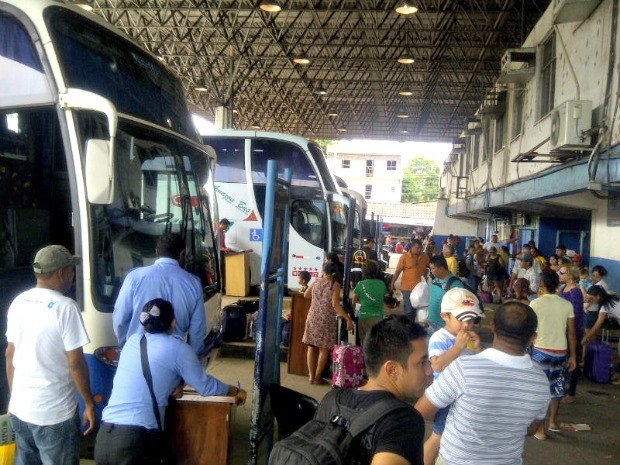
[223,303,247,342]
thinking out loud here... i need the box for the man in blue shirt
[113,233,206,355]
[428,256,464,334]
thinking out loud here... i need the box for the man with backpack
[269,316,432,465]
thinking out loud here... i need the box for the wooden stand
[166,394,235,465]
[225,251,250,296]
[288,293,311,376]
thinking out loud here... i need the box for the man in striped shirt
[415,302,550,465]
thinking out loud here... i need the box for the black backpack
[433,276,484,316]
[268,390,406,465]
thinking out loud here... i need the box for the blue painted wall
[589,256,620,293]
[537,217,591,258]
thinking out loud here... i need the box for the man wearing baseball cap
[6,245,95,464]
[416,301,550,465]
[422,288,483,465]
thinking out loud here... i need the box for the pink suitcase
[332,345,364,388]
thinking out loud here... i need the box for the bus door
[288,198,328,288]
[327,192,355,301]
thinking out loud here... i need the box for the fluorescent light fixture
[327,112,338,117]
[398,56,415,64]
[76,3,93,11]
[314,87,327,95]
[395,1,419,15]
[337,128,347,132]
[396,114,409,118]
[259,1,282,12]
[250,124,261,129]
[194,86,209,92]
[400,130,409,134]
[399,90,414,96]
[293,57,310,65]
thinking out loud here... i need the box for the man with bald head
[415,302,550,465]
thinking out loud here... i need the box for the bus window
[291,199,327,249]
[0,13,54,107]
[329,199,350,253]
[208,138,245,183]
[46,7,194,139]
[308,142,338,192]
[250,139,320,188]
[184,154,218,293]
[78,113,197,311]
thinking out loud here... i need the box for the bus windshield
[45,6,196,139]
[308,142,338,192]
[75,113,218,312]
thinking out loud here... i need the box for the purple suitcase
[584,340,612,383]
[332,345,364,388]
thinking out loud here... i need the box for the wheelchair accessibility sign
[249,228,263,242]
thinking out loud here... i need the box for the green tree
[313,139,332,154]
[401,157,440,203]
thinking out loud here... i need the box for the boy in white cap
[423,287,483,465]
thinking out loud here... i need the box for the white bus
[202,130,352,289]
[0,0,221,419]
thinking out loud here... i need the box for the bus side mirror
[59,88,118,205]
[85,139,115,204]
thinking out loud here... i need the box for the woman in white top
[582,285,620,345]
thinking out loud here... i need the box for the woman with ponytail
[95,299,246,465]
[303,261,353,384]
[582,285,620,345]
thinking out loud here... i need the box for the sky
[192,114,452,166]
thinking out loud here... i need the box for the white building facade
[326,146,402,203]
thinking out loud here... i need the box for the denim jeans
[402,290,415,320]
[10,409,80,465]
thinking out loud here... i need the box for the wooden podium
[166,393,236,465]
[288,293,312,376]
[225,251,250,296]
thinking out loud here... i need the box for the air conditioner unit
[497,48,536,84]
[553,0,603,24]
[465,119,482,135]
[549,100,592,152]
[512,213,527,226]
[452,142,466,154]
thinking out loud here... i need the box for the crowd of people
[297,230,619,465]
[6,229,620,465]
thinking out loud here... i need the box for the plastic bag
[410,280,430,308]
[416,306,429,324]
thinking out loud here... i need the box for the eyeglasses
[558,270,567,275]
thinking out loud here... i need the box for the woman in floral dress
[303,261,353,384]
